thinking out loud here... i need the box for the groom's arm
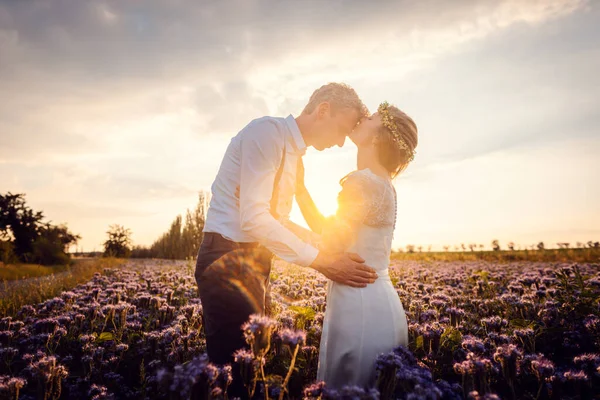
[239,121,319,267]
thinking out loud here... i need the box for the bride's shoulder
[339,169,386,192]
[339,169,368,186]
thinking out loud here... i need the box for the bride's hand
[311,251,378,288]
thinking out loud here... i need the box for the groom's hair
[302,83,369,118]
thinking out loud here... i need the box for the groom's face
[313,105,361,151]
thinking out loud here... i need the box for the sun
[290,184,340,230]
[308,191,339,218]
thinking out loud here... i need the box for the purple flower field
[1,259,599,399]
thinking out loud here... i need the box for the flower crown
[378,101,416,163]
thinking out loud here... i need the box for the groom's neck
[295,114,314,148]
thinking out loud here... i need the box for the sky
[0,0,599,252]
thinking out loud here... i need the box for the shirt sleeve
[239,119,319,267]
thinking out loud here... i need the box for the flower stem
[260,357,269,400]
[279,344,300,400]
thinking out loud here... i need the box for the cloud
[0,0,590,150]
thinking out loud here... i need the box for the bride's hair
[376,105,418,179]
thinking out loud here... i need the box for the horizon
[1,0,599,253]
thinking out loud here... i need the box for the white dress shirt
[203,115,320,267]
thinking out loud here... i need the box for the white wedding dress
[315,168,409,389]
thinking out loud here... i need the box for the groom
[195,83,378,398]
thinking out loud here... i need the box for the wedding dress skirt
[316,170,409,389]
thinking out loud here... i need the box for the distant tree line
[0,192,80,265]
[399,239,599,253]
[128,191,209,260]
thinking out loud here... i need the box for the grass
[0,262,71,281]
[0,257,126,318]
[391,247,600,263]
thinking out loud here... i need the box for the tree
[406,245,415,253]
[0,192,44,261]
[146,190,210,260]
[0,240,17,264]
[33,223,80,265]
[103,224,132,258]
[1,192,79,264]
[507,242,515,251]
[537,242,545,250]
[491,240,500,251]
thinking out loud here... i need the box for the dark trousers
[194,232,273,399]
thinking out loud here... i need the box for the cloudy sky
[1,0,598,252]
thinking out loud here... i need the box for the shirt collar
[284,114,307,155]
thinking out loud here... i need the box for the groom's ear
[317,102,331,119]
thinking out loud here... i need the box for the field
[0,258,125,318]
[1,258,599,400]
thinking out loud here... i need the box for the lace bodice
[319,168,397,255]
[337,169,397,228]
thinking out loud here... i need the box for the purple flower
[563,369,589,382]
[278,328,306,347]
[303,381,326,398]
[481,316,508,333]
[468,391,501,400]
[494,344,522,383]
[0,375,26,397]
[529,355,555,381]
[322,385,380,399]
[461,335,486,354]
[446,307,466,326]
[573,353,600,374]
[242,314,277,356]
[116,343,129,352]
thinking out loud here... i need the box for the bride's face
[349,113,382,148]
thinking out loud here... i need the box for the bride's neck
[357,147,389,178]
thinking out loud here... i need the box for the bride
[295,101,418,389]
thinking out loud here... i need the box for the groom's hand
[311,252,378,288]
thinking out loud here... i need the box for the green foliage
[32,235,71,265]
[32,224,79,265]
[0,192,80,265]
[440,326,462,352]
[415,335,424,350]
[103,224,132,258]
[96,332,115,342]
[0,240,18,264]
[289,305,316,330]
[133,191,209,260]
[1,192,45,260]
